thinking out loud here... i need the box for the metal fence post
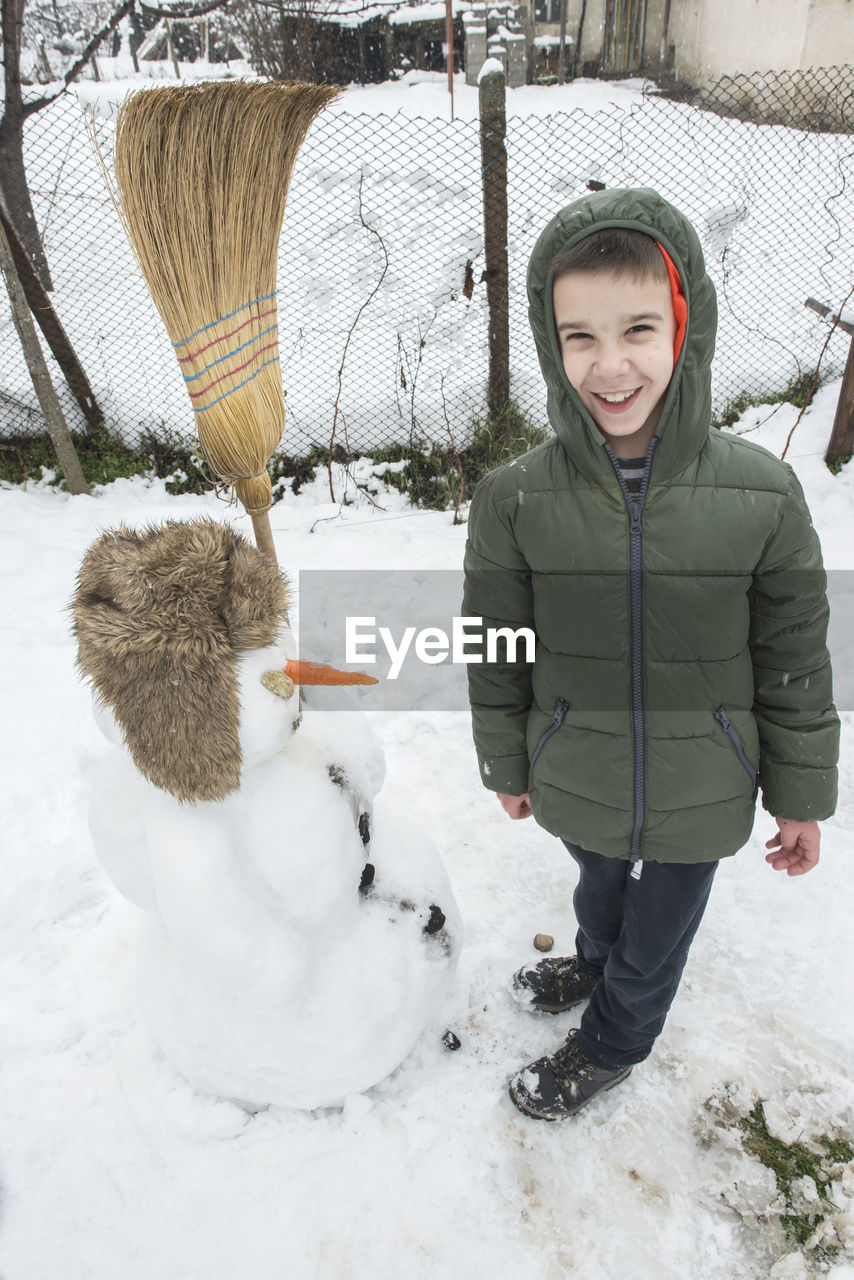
[478,65,510,416]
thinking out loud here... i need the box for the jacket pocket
[714,706,758,791]
[530,698,570,772]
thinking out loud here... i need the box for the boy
[462,188,839,1122]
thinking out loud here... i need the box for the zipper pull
[630,860,643,880]
[553,697,569,725]
[714,706,732,732]
[628,498,642,533]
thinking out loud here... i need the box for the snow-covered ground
[73,61,650,120]
[1,382,853,1279]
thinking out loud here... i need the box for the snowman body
[76,521,460,1110]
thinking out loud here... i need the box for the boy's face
[552,269,676,456]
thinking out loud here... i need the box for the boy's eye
[564,331,592,342]
[627,324,653,334]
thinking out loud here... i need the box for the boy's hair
[551,228,668,285]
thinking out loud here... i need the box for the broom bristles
[112,80,341,516]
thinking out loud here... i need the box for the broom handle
[251,511,278,562]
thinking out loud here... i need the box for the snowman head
[73,518,292,803]
[235,636,302,770]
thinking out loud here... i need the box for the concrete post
[463,6,488,85]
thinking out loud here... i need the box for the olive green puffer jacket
[462,188,839,864]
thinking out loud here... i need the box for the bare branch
[22,0,135,117]
[439,372,465,523]
[139,0,229,19]
[237,0,399,18]
[327,168,389,501]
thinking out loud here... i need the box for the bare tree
[227,0,318,82]
[0,0,226,289]
[0,0,226,433]
[226,0,393,83]
[1,0,134,286]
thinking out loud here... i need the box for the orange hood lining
[656,243,687,364]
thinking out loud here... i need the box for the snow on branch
[22,0,135,118]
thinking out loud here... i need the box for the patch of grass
[269,443,352,499]
[0,422,215,493]
[712,369,820,430]
[737,1099,853,1257]
[372,401,549,514]
[828,454,851,476]
[137,426,213,495]
[0,403,547,512]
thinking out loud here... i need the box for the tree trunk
[0,0,53,290]
[0,203,103,429]
[0,220,89,494]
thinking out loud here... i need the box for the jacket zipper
[714,706,758,790]
[529,697,570,770]
[604,437,659,878]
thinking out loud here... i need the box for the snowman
[72,518,461,1109]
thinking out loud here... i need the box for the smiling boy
[462,188,839,1121]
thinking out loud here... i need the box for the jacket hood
[72,518,290,803]
[527,187,717,484]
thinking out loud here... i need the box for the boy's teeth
[598,390,635,403]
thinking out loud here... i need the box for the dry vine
[327,169,389,501]
[440,373,465,523]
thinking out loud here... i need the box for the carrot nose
[283,658,378,687]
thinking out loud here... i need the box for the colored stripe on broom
[192,356,281,415]
[174,291,278,348]
[177,307,279,364]
[182,323,279,384]
[189,340,281,400]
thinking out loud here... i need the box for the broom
[110,80,340,560]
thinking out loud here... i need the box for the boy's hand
[765,818,821,876]
[497,792,532,820]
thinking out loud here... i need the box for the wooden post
[825,334,854,469]
[0,220,90,494]
[446,0,455,119]
[0,203,104,431]
[478,66,510,416]
[558,0,568,84]
[166,20,181,79]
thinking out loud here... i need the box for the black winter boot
[508,1029,632,1121]
[511,955,599,1013]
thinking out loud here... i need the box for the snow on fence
[3,80,853,456]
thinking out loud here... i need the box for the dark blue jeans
[562,841,718,1070]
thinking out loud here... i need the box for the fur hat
[72,519,289,803]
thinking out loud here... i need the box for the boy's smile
[552,270,677,458]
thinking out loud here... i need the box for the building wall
[530,0,601,70]
[800,0,854,66]
[666,0,854,84]
[533,0,669,75]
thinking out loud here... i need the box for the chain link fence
[649,64,854,134]
[3,70,853,463]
